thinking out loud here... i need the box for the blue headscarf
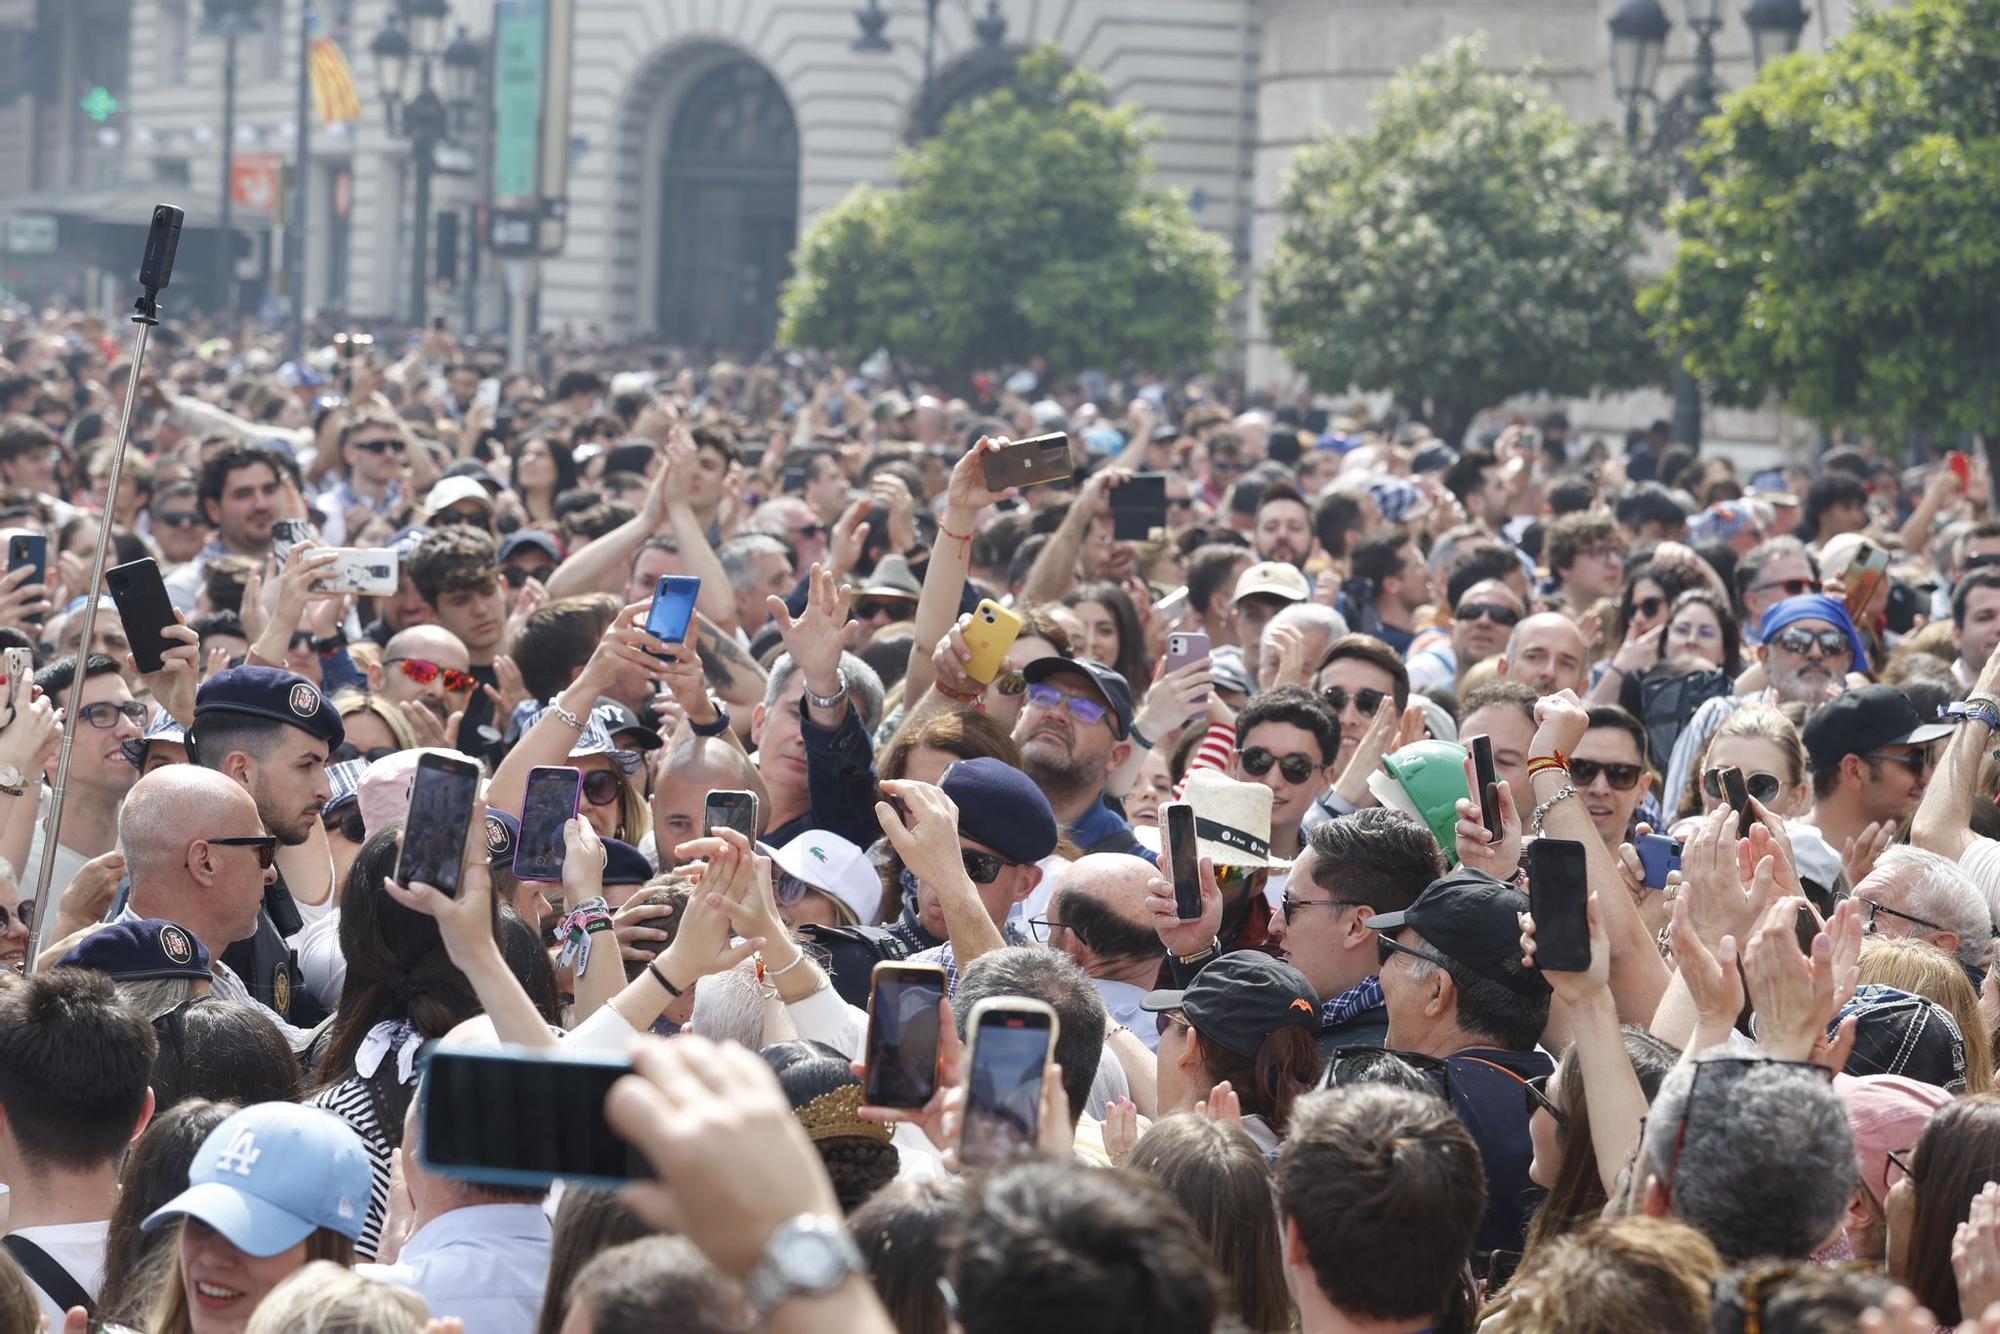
[1757,594,1868,673]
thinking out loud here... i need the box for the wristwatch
[689,705,733,738]
[1947,699,2000,731]
[803,670,848,712]
[745,1214,863,1319]
[0,763,24,796]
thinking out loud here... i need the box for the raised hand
[1519,891,1610,1006]
[768,563,851,707]
[945,436,1020,519]
[1142,832,1221,959]
[136,613,201,727]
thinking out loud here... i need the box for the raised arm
[903,436,1015,704]
[543,461,673,601]
[1020,468,1127,607]
[1912,641,2000,863]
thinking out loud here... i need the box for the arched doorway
[658,60,799,352]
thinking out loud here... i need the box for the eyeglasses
[1025,916,1064,944]
[1751,577,1823,598]
[79,701,147,730]
[773,871,812,908]
[792,523,827,542]
[1867,749,1934,778]
[1885,1146,1916,1190]
[349,437,405,454]
[1668,620,1721,642]
[207,834,278,869]
[154,511,204,529]
[581,770,624,807]
[1455,601,1521,628]
[1703,768,1782,805]
[992,671,1027,698]
[332,742,399,766]
[1376,935,1453,971]
[1663,1058,1835,1200]
[1523,1072,1569,1130]
[502,565,556,589]
[1281,896,1366,924]
[855,599,912,621]
[1770,626,1848,659]
[1240,747,1321,785]
[1579,545,1624,563]
[1570,758,1644,791]
[1321,686,1387,717]
[386,657,479,694]
[1024,682,1108,726]
[0,899,32,930]
[1630,595,1665,621]
[1857,896,1948,936]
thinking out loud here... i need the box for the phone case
[1110,473,1169,541]
[419,1044,647,1190]
[959,998,1060,1169]
[1526,840,1592,971]
[1471,735,1503,834]
[1637,835,1683,890]
[703,789,758,838]
[105,558,179,674]
[319,548,399,597]
[647,576,701,645]
[514,766,583,883]
[1164,802,1202,919]
[863,962,948,1110]
[396,754,481,895]
[1845,542,1889,617]
[961,600,1024,685]
[980,433,1072,491]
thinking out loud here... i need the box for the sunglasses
[1771,626,1848,659]
[153,511,204,529]
[896,848,1013,900]
[332,743,399,766]
[0,899,31,930]
[1867,749,1933,778]
[1857,896,1949,936]
[792,523,827,542]
[502,565,556,589]
[1703,767,1782,805]
[992,671,1027,697]
[1024,682,1108,726]
[1321,686,1388,717]
[208,834,278,869]
[1281,896,1366,924]
[1630,595,1666,620]
[1240,746,1320,785]
[581,770,624,807]
[322,805,367,844]
[386,657,479,694]
[1523,1072,1568,1129]
[1155,1007,1193,1039]
[79,701,147,730]
[1751,577,1823,598]
[1455,601,1521,628]
[1569,758,1644,791]
[349,437,406,455]
[856,598,914,621]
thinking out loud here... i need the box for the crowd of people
[0,303,1998,1331]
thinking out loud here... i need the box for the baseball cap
[939,756,1060,867]
[57,918,209,982]
[1801,684,1952,773]
[483,809,519,867]
[424,476,494,516]
[1369,478,1431,525]
[499,529,564,564]
[1690,501,1758,545]
[769,829,882,924]
[1141,952,1321,1059]
[1232,561,1310,606]
[1835,1073,1953,1205]
[1364,869,1551,997]
[1021,656,1134,740]
[1833,984,1967,1092]
[516,701,643,777]
[143,1103,372,1255]
[123,707,188,769]
[592,698,663,752]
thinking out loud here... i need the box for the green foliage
[1640,0,2000,437]
[1262,38,1664,438]
[779,46,1234,378]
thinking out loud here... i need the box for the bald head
[1050,853,1168,977]
[1502,612,1589,697]
[383,624,471,671]
[119,767,269,952]
[652,737,767,860]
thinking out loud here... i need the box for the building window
[161,0,190,86]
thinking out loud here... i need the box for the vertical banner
[535,0,575,256]
[491,0,547,208]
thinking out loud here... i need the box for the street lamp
[1608,0,1810,447]
[852,1,1010,137]
[369,1,480,326]
[200,0,263,315]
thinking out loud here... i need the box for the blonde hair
[1489,1215,1721,1332]
[149,1223,357,1334]
[1682,702,1809,821]
[331,687,418,752]
[1858,936,1994,1093]
[245,1260,430,1333]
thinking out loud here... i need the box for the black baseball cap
[1141,952,1322,1059]
[1021,656,1134,740]
[1364,869,1551,997]
[1801,684,1952,772]
[592,698,663,752]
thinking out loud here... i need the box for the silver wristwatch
[745,1214,863,1318]
[802,669,848,712]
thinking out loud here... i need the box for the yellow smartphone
[961,599,1025,685]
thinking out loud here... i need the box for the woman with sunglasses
[1677,703,1809,829]
[1590,560,1716,705]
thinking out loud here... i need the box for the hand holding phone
[1163,802,1202,920]
[703,789,758,840]
[1470,734,1503,838]
[395,752,483,896]
[862,963,947,1110]
[514,766,583,882]
[1636,834,1683,891]
[646,575,701,647]
[1525,838,1592,973]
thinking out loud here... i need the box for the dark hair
[1616,482,1689,535]
[1279,1084,1484,1323]
[195,441,286,513]
[1051,885,1163,968]
[1544,476,1595,517]
[1351,530,1415,589]
[187,610,247,647]
[0,414,53,466]
[1066,582,1151,694]
[1461,680,1538,730]
[1188,1021,1324,1134]
[536,1187,653,1334]
[1710,1263,1897,1334]
[1257,479,1310,518]
[691,425,740,466]
[1234,683,1339,768]
[1312,492,1366,561]
[852,1178,964,1334]
[1665,588,1742,677]
[98,1099,237,1326]
[1126,1116,1292,1333]
[1585,702,1654,772]
[511,593,621,702]
[187,708,293,771]
[554,369,606,401]
[772,1054,898,1214]
[1315,632,1411,710]
[1444,541,1524,609]
[878,709,1023,788]
[510,431,581,500]
[949,1158,1222,1334]
[1903,1092,2000,1323]
[0,968,156,1170]
[1306,807,1447,914]
[149,997,304,1112]
[1186,543,1251,617]
[1545,512,1620,577]
[408,526,500,607]
[953,947,1106,1125]
[1442,448,1498,507]
[566,1236,753,1333]
[34,651,122,709]
[1952,567,2000,628]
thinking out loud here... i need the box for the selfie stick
[28,205,184,968]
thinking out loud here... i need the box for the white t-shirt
[10,1218,109,1325]
[1961,836,2000,924]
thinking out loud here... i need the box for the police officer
[186,666,346,1027]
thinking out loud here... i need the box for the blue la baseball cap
[143,1103,371,1256]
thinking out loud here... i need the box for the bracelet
[1128,723,1155,752]
[1176,937,1220,967]
[1526,751,1570,779]
[1530,784,1580,836]
[765,950,811,980]
[647,959,685,998]
[689,706,733,738]
[935,681,981,704]
[548,702,586,731]
[1968,691,1999,709]
[940,521,973,543]
[803,670,847,712]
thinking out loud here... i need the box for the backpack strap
[2,1234,95,1316]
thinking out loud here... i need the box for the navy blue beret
[484,809,520,867]
[59,918,210,982]
[940,756,1059,866]
[193,666,346,754]
[602,837,654,887]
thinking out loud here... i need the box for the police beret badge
[159,924,195,967]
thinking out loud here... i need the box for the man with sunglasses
[18,654,143,907]
[1734,535,1821,648]
[314,410,411,546]
[1012,656,1150,860]
[1569,706,1655,851]
[1225,686,1338,864]
[369,624,478,729]
[147,479,213,567]
[1407,578,1523,694]
[1802,684,1953,877]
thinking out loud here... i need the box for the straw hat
[1180,769,1287,869]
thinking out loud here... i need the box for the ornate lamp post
[370,0,480,324]
[200,0,264,314]
[852,0,1009,137]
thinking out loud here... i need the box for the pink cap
[356,748,479,841]
[1835,1072,1952,1204]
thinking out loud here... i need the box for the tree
[779,46,1233,380]
[1639,0,2000,440]
[1262,38,1663,442]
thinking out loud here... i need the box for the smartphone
[1471,734,1503,837]
[2,646,29,687]
[1153,585,1190,618]
[317,547,399,597]
[1636,833,1683,891]
[1717,764,1750,817]
[419,1044,652,1190]
[474,378,501,412]
[646,575,700,646]
[513,765,582,883]
[6,532,45,626]
[1164,631,1210,706]
[862,962,947,1110]
[961,599,1024,685]
[1525,838,1591,972]
[1164,801,1201,920]
[104,557,179,674]
[1109,472,1169,542]
[781,465,807,494]
[394,751,482,896]
[703,788,757,840]
[957,997,1059,1170]
[980,433,1072,491]
[1949,451,1972,488]
[1885,579,1926,635]
[269,518,313,573]
[1844,539,1890,618]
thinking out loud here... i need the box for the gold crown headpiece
[796,1083,893,1145]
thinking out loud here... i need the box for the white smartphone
[317,548,399,597]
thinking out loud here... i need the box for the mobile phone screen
[863,965,946,1110]
[514,766,582,883]
[703,789,757,839]
[1110,473,1168,541]
[1471,734,1502,835]
[396,755,481,896]
[105,557,178,674]
[1526,838,1591,972]
[959,1009,1054,1169]
[420,1046,651,1189]
[646,576,700,646]
[1166,802,1201,919]
[8,534,45,626]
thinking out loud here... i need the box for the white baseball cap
[767,830,881,925]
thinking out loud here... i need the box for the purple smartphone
[513,765,583,882]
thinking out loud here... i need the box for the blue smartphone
[645,575,700,646]
[419,1044,652,1190]
[1637,833,1684,891]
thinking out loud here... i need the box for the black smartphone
[419,1044,652,1190]
[513,765,582,883]
[1525,838,1592,972]
[1471,733,1503,836]
[104,557,178,673]
[980,433,1072,491]
[958,998,1059,1170]
[1717,765,1750,816]
[862,962,947,1110]
[782,465,807,493]
[1164,801,1201,920]
[703,788,757,839]
[646,575,700,646]
[1109,472,1169,541]
[395,751,482,896]
[7,533,45,627]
